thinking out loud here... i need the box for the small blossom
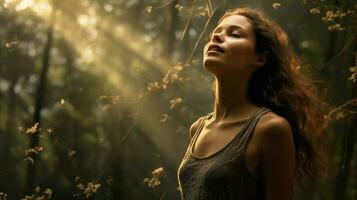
[152,167,164,175]
[68,150,76,157]
[335,112,344,120]
[43,188,52,198]
[162,66,183,88]
[0,192,8,200]
[327,23,343,31]
[74,178,101,199]
[196,6,207,17]
[5,40,19,50]
[174,63,183,70]
[25,146,44,157]
[99,95,121,110]
[59,98,65,105]
[143,167,165,188]
[46,128,53,134]
[21,187,52,200]
[322,10,334,22]
[272,3,281,9]
[144,6,152,13]
[147,81,160,91]
[26,123,39,135]
[348,66,357,82]
[175,4,183,12]
[310,7,320,14]
[82,182,100,198]
[159,114,171,123]
[147,63,184,92]
[76,183,85,190]
[169,97,183,109]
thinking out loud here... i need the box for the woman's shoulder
[188,113,212,140]
[254,111,295,155]
[255,111,293,139]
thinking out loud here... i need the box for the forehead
[214,15,253,33]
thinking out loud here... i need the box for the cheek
[228,43,255,60]
[230,41,255,54]
[224,45,255,69]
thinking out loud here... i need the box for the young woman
[177,7,326,200]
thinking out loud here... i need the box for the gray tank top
[177,107,272,200]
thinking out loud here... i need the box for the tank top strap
[239,107,272,149]
[187,114,210,154]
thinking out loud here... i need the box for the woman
[177,7,326,200]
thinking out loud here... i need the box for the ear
[254,51,269,68]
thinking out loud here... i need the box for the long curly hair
[216,7,328,187]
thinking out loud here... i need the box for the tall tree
[25,0,57,193]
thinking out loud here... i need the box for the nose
[211,32,224,43]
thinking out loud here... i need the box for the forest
[0,0,356,199]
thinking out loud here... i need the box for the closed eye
[231,33,241,38]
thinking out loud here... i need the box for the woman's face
[203,15,260,75]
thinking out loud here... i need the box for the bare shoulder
[255,112,293,138]
[254,111,296,199]
[189,116,206,140]
[254,112,294,153]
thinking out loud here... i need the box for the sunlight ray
[8,0,186,166]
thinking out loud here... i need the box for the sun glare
[4,0,52,17]
[6,0,172,95]
[77,14,97,27]
[31,1,51,17]
[15,0,34,11]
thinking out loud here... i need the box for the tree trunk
[334,115,357,200]
[165,0,179,66]
[25,3,56,194]
[334,32,357,199]
[0,79,17,194]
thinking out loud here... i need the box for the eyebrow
[212,24,246,34]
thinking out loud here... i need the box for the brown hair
[216,7,328,187]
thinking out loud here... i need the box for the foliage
[0,0,355,199]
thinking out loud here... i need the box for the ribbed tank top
[177,107,272,200]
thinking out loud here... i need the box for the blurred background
[0,0,356,199]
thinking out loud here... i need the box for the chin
[202,61,224,75]
[203,57,223,69]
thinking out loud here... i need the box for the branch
[184,6,217,65]
[324,98,357,129]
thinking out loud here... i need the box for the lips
[207,44,224,53]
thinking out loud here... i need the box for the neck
[211,75,259,122]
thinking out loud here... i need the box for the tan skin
[190,15,296,200]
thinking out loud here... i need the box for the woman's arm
[256,116,296,200]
